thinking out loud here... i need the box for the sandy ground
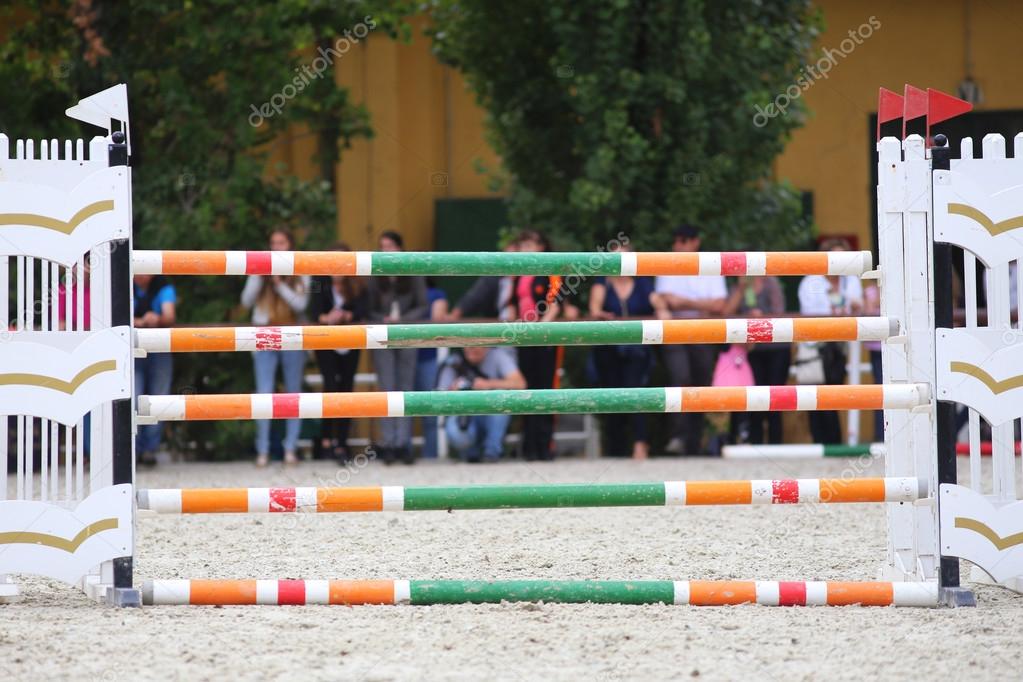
[1,454,1020,682]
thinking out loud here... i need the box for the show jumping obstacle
[137,477,924,513]
[3,84,1022,608]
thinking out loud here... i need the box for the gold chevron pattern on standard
[955,517,1023,551]
[0,359,117,394]
[950,361,1023,395]
[0,199,115,235]
[947,203,1023,236]
[0,518,119,553]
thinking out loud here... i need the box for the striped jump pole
[722,443,887,459]
[137,384,929,422]
[132,250,874,277]
[137,477,924,514]
[141,578,939,607]
[135,317,897,353]
[955,441,1022,456]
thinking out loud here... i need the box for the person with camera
[436,347,526,463]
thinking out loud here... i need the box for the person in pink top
[57,261,90,331]
[508,230,564,460]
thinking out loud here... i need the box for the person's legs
[280,350,307,455]
[531,347,558,459]
[480,414,511,460]
[870,349,884,440]
[518,346,556,459]
[142,352,174,455]
[683,344,719,455]
[315,350,341,454]
[603,414,630,456]
[747,350,769,445]
[823,410,843,444]
[394,349,418,459]
[748,348,790,444]
[660,346,694,452]
[372,350,398,450]
[252,351,279,457]
[766,347,792,444]
[624,348,652,457]
[809,411,842,444]
[134,356,151,456]
[336,350,360,451]
[445,415,480,461]
[414,354,439,458]
[592,346,624,456]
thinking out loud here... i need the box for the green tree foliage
[428,0,820,250]
[0,0,410,457]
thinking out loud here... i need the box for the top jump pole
[132,250,875,277]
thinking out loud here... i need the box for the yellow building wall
[777,0,1023,246]
[330,17,503,251]
[315,1,1023,255]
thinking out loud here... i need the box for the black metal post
[931,135,960,590]
[108,130,134,593]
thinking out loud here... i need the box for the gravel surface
[1,455,1018,681]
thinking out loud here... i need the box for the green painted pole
[371,251,622,276]
[823,444,877,457]
[409,580,676,605]
[401,387,667,417]
[384,320,645,347]
[402,483,667,511]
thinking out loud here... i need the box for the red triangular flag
[877,87,904,140]
[903,85,927,120]
[927,88,972,125]
[878,88,904,123]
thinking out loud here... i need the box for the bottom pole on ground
[721,443,886,459]
[142,579,939,607]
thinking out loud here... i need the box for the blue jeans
[414,355,439,458]
[445,414,510,461]
[135,352,173,455]
[253,350,306,455]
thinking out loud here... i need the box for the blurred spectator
[588,245,669,459]
[511,229,563,460]
[797,238,863,315]
[797,237,863,444]
[863,282,883,441]
[241,228,310,467]
[437,347,526,462]
[723,276,789,444]
[415,278,449,458]
[367,231,428,465]
[655,225,726,455]
[447,240,518,321]
[311,242,367,463]
[57,259,90,331]
[58,258,92,455]
[134,272,176,466]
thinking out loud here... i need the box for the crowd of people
[137,226,878,466]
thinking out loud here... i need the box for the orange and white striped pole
[134,317,897,353]
[141,578,939,607]
[137,384,929,422]
[132,250,875,277]
[136,477,925,514]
